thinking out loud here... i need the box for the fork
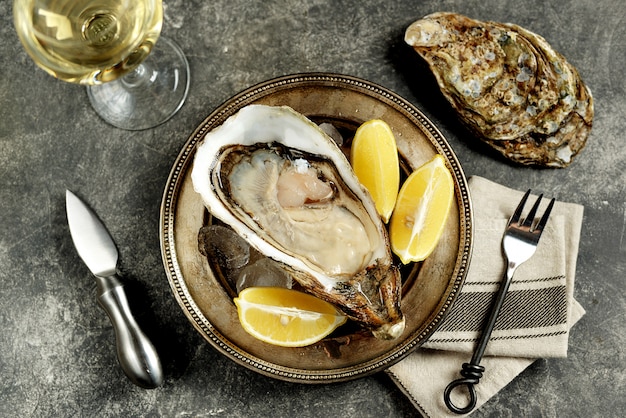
[443,189,555,414]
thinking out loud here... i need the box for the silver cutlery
[66,190,163,388]
[444,189,555,414]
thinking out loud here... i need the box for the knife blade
[66,190,163,389]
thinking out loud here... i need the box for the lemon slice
[351,119,400,223]
[234,287,347,347]
[390,154,454,264]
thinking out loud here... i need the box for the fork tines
[509,189,556,232]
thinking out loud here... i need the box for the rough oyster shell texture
[191,104,405,340]
[405,12,593,167]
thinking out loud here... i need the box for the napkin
[386,176,585,417]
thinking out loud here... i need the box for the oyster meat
[405,12,593,167]
[191,104,405,340]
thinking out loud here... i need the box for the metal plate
[159,73,473,383]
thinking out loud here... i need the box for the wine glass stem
[122,64,153,88]
[86,36,189,130]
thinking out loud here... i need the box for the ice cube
[198,224,250,272]
[318,122,344,146]
[236,257,293,293]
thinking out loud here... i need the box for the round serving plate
[160,73,473,383]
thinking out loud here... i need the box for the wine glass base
[87,37,190,130]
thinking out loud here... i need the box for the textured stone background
[1,0,624,416]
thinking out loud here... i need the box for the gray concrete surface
[1,0,624,416]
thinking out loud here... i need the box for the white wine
[14,0,163,84]
[13,0,189,131]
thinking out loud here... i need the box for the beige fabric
[387,176,585,417]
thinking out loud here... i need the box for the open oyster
[405,12,593,167]
[191,105,405,340]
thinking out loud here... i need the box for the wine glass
[13,0,190,130]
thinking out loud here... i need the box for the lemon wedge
[389,154,454,264]
[234,287,347,347]
[351,119,400,223]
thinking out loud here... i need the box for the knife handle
[95,274,163,389]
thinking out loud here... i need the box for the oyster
[191,105,405,340]
[405,12,593,167]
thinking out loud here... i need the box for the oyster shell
[191,104,405,340]
[405,12,593,167]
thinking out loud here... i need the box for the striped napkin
[387,176,585,417]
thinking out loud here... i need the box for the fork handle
[443,363,485,414]
[444,265,516,414]
[470,264,516,363]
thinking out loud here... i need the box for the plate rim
[159,72,473,383]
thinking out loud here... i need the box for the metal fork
[443,189,555,414]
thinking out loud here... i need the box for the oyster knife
[65,190,163,388]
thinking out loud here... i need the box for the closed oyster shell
[405,12,593,167]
